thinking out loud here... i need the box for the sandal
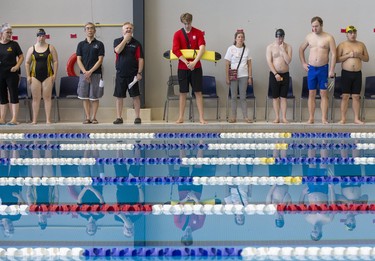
[83,119,91,124]
[113,118,123,124]
[91,119,98,124]
[134,117,142,124]
[228,118,236,123]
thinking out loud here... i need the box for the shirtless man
[266,29,292,123]
[299,16,336,124]
[336,25,369,124]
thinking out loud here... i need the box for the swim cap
[346,25,357,33]
[275,29,285,37]
[37,28,46,37]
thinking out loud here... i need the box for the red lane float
[277,203,375,213]
[28,204,153,213]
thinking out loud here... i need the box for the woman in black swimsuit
[25,29,58,124]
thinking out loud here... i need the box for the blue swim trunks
[307,64,328,90]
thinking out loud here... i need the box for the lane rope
[0,175,373,186]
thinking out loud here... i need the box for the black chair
[162,75,193,122]
[265,76,296,122]
[226,84,256,122]
[191,75,220,120]
[330,76,343,122]
[361,76,375,121]
[299,76,321,122]
[56,76,79,122]
[18,76,31,123]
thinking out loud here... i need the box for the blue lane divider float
[24,133,90,139]
[291,132,352,138]
[83,247,243,257]
[91,176,193,185]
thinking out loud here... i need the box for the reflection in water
[300,141,335,241]
[267,148,292,228]
[335,141,368,232]
[170,141,219,246]
[76,146,105,236]
[114,148,144,238]
[2,138,375,247]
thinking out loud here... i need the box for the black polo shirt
[76,38,105,74]
[0,41,23,74]
[114,37,143,77]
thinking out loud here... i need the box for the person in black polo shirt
[0,23,24,125]
[76,22,105,124]
[113,22,144,125]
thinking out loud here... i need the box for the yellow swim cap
[346,25,357,33]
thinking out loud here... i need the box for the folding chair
[191,75,220,120]
[361,76,375,121]
[162,75,193,122]
[330,76,343,122]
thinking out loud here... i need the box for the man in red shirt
[172,13,207,124]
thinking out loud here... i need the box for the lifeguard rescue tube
[66,53,77,76]
[163,49,221,62]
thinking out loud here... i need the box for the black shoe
[113,118,123,124]
[134,117,141,124]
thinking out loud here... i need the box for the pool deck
[0,120,373,133]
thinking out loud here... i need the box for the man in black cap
[266,29,292,123]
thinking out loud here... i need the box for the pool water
[0,132,375,260]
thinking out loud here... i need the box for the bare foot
[30,122,37,125]
[199,119,207,124]
[338,120,345,124]
[46,121,52,124]
[7,121,19,125]
[175,118,184,124]
[281,119,289,124]
[354,119,365,125]
[322,120,329,124]
[307,119,314,124]
[273,119,280,124]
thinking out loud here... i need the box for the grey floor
[0,120,373,133]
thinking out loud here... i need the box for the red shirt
[172,27,206,70]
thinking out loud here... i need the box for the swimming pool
[0,131,375,260]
